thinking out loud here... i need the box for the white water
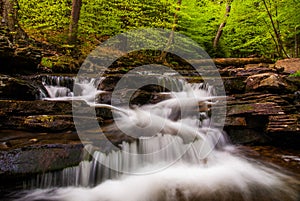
[42,76,104,102]
[19,153,298,201]
[17,75,300,201]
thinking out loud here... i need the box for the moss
[25,115,54,124]
[289,71,300,77]
[36,115,54,122]
[40,55,80,73]
[41,58,53,68]
[238,104,255,112]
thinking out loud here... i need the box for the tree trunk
[262,0,289,58]
[160,0,182,63]
[68,0,82,45]
[295,26,299,58]
[0,0,27,41]
[213,1,232,49]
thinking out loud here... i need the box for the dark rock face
[0,35,42,74]
[217,60,300,146]
[0,74,45,100]
[0,137,83,192]
[0,100,89,132]
[223,93,299,146]
[0,143,83,175]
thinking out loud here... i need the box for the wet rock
[0,74,44,100]
[225,128,269,144]
[98,76,120,91]
[0,142,11,150]
[244,63,268,70]
[219,63,277,77]
[227,102,283,116]
[286,76,300,89]
[223,77,246,94]
[0,100,73,115]
[0,128,84,188]
[2,115,75,132]
[99,74,174,93]
[0,100,117,132]
[0,143,83,191]
[24,115,75,132]
[0,143,83,174]
[96,91,112,104]
[219,67,244,77]
[96,89,173,106]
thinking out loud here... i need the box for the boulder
[0,142,83,191]
[0,74,44,100]
[245,73,295,93]
[0,144,83,174]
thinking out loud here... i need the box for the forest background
[14,0,300,67]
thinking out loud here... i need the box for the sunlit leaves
[17,0,299,58]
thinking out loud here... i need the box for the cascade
[41,75,103,100]
[15,75,300,201]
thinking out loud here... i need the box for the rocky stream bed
[0,56,299,197]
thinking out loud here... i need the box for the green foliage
[178,0,225,56]
[78,0,174,37]
[41,58,53,68]
[18,0,174,50]
[222,0,272,57]
[290,71,300,77]
[18,0,71,30]
[222,0,300,58]
[17,0,300,59]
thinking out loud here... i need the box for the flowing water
[11,75,300,201]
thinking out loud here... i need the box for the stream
[1,74,297,201]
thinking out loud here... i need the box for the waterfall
[15,75,300,201]
[41,75,104,101]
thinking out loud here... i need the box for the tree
[261,0,288,58]
[160,0,182,62]
[0,0,27,41]
[222,0,300,58]
[68,0,82,44]
[177,0,226,57]
[213,0,233,49]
